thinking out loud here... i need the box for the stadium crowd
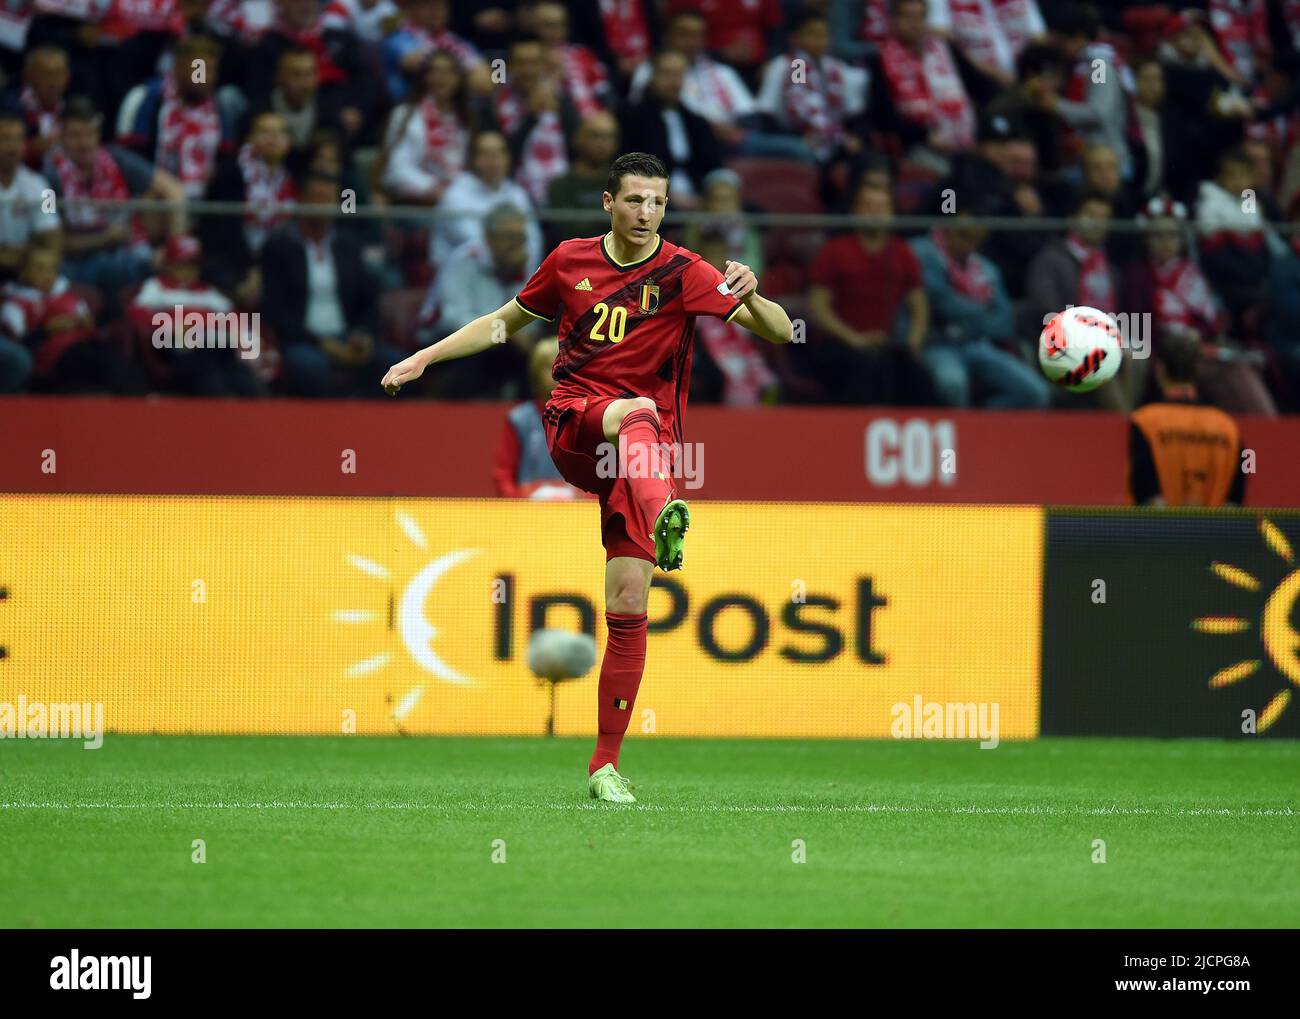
[1,0,1299,413]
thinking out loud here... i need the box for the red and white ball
[1038,306,1123,393]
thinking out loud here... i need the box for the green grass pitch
[1,736,1296,928]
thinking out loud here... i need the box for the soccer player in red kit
[381,152,793,801]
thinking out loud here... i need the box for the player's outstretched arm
[723,259,794,344]
[381,299,534,395]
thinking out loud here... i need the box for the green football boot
[653,498,690,572]
[588,763,636,803]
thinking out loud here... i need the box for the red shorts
[543,394,678,563]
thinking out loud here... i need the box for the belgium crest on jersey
[639,283,660,314]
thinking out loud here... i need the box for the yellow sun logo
[1192,518,1300,732]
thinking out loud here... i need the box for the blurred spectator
[629,9,809,162]
[14,44,68,168]
[1158,11,1252,204]
[377,48,470,205]
[260,170,399,396]
[689,226,777,406]
[383,0,490,103]
[912,207,1050,408]
[620,50,721,209]
[577,0,651,84]
[45,96,186,297]
[1073,142,1139,267]
[246,47,350,177]
[682,167,762,279]
[873,0,976,176]
[320,0,399,46]
[1125,195,1276,416]
[493,337,586,499]
[806,182,931,405]
[1129,333,1246,507]
[427,129,542,271]
[0,243,120,391]
[116,34,237,199]
[530,1,611,117]
[199,109,296,299]
[756,10,867,166]
[127,233,266,395]
[1054,1,1136,180]
[987,42,1072,178]
[666,0,782,87]
[24,0,105,100]
[492,36,579,208]
[1129,57,1169,202]
[0,108,60,284]
[419,202,537,398]
[860,0,1047,102]
[932,109,1044,298]
[544,110,618,246]
[1024,189,1130,410]
[1196,145,1286,324]
[246,0,374,133]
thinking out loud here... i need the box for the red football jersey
[514,232,743,446]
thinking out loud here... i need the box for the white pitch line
[0,802,1294,817]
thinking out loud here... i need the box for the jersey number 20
[590,303,627,343]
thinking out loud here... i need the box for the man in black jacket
[619,50,720,209]
[260,171,401,396]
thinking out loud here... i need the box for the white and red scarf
[880,36,975,151]
[861,0,1043,74]
[516,111,567,207]
[19,85,60,142]
[418,98,466,191]
[208,0,274,43]
[238,143,296,251]
[0,275,94,377]
[157,74,222,197]
[492,85,526,137]
[1065,234,1115,310]
[696,315,776,406]
[931,228,993,303]
[102,0,181,38]
[1152,256,1222,337]
[779,49,850,158]
[552,44,608,117]
[48,144,133,234]
[596,0,650,66]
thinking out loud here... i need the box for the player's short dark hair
[606,152,668,198]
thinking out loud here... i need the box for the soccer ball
[1038,306,1123,393]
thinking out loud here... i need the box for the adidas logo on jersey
[575,278,593,291]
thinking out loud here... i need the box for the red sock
[617,409,675,541]
[589,611,648,775]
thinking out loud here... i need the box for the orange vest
[1130,402,1241,507]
